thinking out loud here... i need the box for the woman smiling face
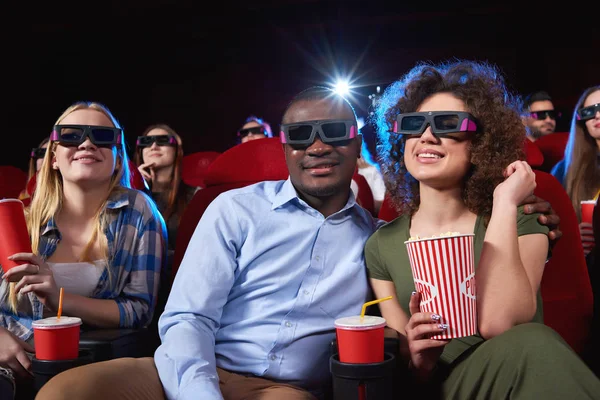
[403,92,474,189]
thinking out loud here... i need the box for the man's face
[525,100,557,139]
[283,99,361,200]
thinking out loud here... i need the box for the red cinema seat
[172,138,288,279]
[0,166,27,199]
[534,170,593,355]
[535,132,569,173]
[523,139,544,169]
[128,160,147,191]
[353,172,375,217]
[182,151,221,188]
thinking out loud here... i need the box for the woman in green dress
[366,60,600,398]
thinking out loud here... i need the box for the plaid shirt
[0,188,167,341]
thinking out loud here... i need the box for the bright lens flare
[333,80,351,97]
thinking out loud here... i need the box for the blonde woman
[552,86,600,256]
[0,102,167,399]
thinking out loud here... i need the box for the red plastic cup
[32,316,82,361]
[0,199,33,281]
[405,234,477,339]
[581,200,596,225]
[334,315,386,364]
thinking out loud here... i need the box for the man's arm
[521,194,562,243]
[154,194,241,400]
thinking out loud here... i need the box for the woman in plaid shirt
[0,102,167,399]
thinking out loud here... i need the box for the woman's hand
[580,222,595,256]
[493,161,537,208]
[138,162,155,183]
[406,291,449,381]
[4,253,60,312]
[0,327,34,378]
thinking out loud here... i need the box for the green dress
[365,207,600,399]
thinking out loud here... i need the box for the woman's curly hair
[372,60,526,219]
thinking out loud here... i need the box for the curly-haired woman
[365,60,600,397]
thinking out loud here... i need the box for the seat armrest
[79,328,158,362]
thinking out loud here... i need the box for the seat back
[523,139,544,168]
[0,165,27,199]
[181,151,221,188]
[352,172,375,217]
[172,138,289,280]
[534,132,569,173]
[378,193,401,222]
[128,160,147,191]
[534,170,593,354]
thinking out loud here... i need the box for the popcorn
[408,231,460,241]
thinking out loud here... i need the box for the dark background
[6,1,599,172]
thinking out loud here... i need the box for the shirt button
[315,256,320,261]
[285,321,292,328]
[270,354,277,360]
[303,290,310,296]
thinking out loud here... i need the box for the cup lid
[581,200,597,204]
[404,233,475,245]
[32,316,82,330]
[0,198,24,205]
[334,315,386,330]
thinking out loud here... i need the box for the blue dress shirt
[154,178,382,399]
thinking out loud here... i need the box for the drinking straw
[360,296,393,320]
[593,190,600,202]
[57,287,64,320]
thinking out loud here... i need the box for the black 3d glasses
[31,148,46,159]
[529,110,560,120]
[237,127,267,138]
[279,119,358,145]
[51,125,122,146]
[136,135,177,147]
[393,111,479,136]
[577,104,600,121]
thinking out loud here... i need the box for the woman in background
[135,124,198,254]
[551,86,600,257]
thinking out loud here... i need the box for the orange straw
[57,287,64,320]
[360,296,393,320]
[593,190,600,202]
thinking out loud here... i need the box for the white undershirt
[47,260,106,297]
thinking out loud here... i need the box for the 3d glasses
[577,104,600,121]
[237,127,267,138]
[529,110,560,120]
[279,119,358,145]
[31,147,46,159]
[392,111,479,136]
[136,135,177,147]
[51,125,122,146]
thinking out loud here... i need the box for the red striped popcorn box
[404,234,476,339]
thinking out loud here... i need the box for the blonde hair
[11,102,131,311]
[563,86,600,221]
[134,124,185,222]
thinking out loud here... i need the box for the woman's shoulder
[368,214,410,245]
[110,187,162,218]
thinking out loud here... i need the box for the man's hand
[521,194,562,242]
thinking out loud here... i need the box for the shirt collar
[40,189,131,236]
[271,177,358,214]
